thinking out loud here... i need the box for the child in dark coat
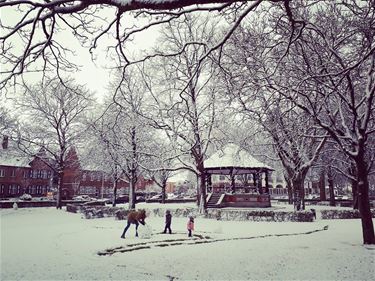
[163,210,172,234]
[187,216,194,237]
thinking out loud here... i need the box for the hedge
[66,204,314,222]
[321,209,375,220]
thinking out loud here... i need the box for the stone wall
[320,209,375,220]
[66,204,314,222]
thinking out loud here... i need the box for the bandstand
[204,144,274,208]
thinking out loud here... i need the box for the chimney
[2,136,8,149]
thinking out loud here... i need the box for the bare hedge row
[320,209,375,220]
[66,204,315,222]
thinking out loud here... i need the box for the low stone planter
[206,209,314,222]
[321,209,375,220]
[67,205,315,222]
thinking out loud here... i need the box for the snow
[137,223,153,239]
[0,149,31,167]
[1,206,374,280]
[204,143,273,170]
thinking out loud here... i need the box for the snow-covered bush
[321,209,375,220]
[67,205,315,222]
[206,209,314,222]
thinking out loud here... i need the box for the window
[23,171,28,178]
[90,173,94,181]
[82,173,86,181]
[79,186,85,194]
[11,169,16,177]
[11,184,17,194]
[0,169,5,177]
[219,175,225,181]
[0,184,5,194]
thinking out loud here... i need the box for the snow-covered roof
[168,170,194,183]
[0,149,31,167]
[204,144,273,172]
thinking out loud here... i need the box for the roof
[167,170,194,183]
[0,149,32,167]
[204,144,273,174]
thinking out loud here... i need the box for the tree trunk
[129,175,136,210]
[112,178,117,207]
[319,169,326,201]
[355,155,375,244]
[128,126,137,210]
[198,171,207,213]
[292,173,307,211]
[352,179,359,210]
[327,166,336,207]
[299,180,306,210]
[284,177,293,205]
[349,163,359,210]
[56,171,64,209]
[196,174,200,207]
[161,181,166,204]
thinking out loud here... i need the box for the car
[149,194,162,200]
[73,195,92,201]
[136,196,146,202]
[115,195,129,203]
[19,193,32,201]
[167,193,178,199]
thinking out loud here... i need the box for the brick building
[77,169,153,199]
[0,137,54,198]
[0,136,156,200]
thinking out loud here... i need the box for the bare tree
[217,17,327,210]
[0,106,15,137]
[0,0,304,91]
[14,78,93,208]
[98,68,155,210]
[83,118,125,207]
[141,15,221,212]
[143,139,176,204]
[259,1,375,244]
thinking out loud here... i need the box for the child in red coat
[187,216,194,237]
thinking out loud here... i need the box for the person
[120,209,146,239]
[187,216,194,237]
[163,210,172,234]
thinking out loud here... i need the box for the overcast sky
[1,6,160,102]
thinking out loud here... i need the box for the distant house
[63,149,154,199]
[0,136,54,198]
[0,136,155,199]
[78,168,154,199]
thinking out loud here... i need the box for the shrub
[321,209,375,219]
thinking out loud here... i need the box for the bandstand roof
[204,144,274,175]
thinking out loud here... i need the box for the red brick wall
[0,157,53,198]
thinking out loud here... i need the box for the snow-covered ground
[1,205,374,280]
